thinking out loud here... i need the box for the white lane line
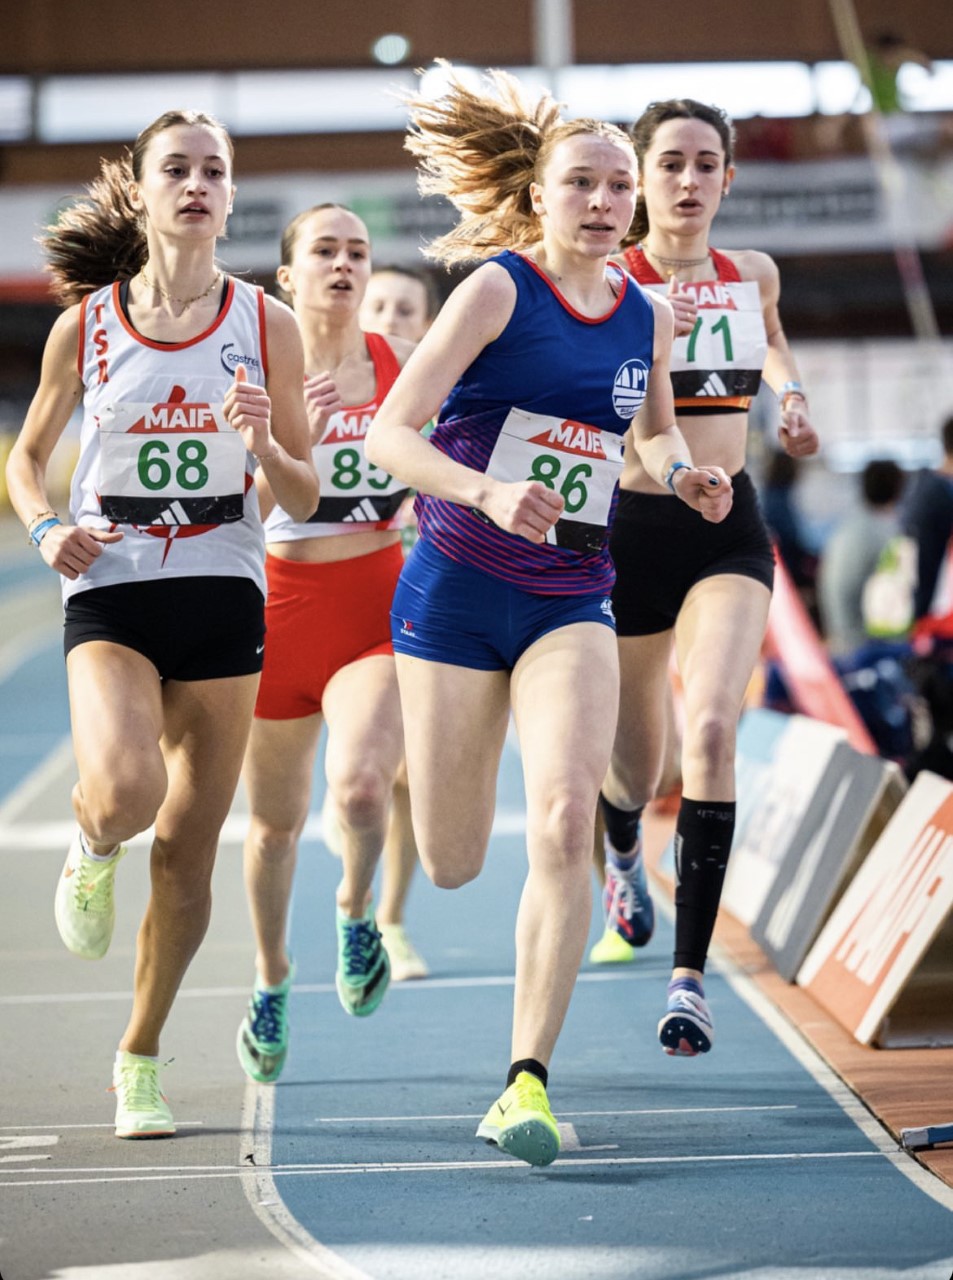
[314,1104,799,1123]
[0,1122,204,1131]
[0,968,658,1007]
[0,806,530,852]
[0,1149,893,1190]
[239,1080,374,1280]
[674,900,953,1214]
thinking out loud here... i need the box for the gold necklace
[641,244,710,272]
[139,266,222,310]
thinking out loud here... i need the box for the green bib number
[686,314,734,364]
[528,454,593,515]
[137,438,210,492]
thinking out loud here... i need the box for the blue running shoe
[601,832,655,948]
[335,906,390,1017]
[658,979,714,1056]
[237,962,295,1083]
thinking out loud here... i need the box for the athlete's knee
[418,836,484,889]
[531,790,597,872]
[332,765,391,831]
[246,816,301,865]
[423,857,481,890]
[684,711,737,778]
[76,766,166,844]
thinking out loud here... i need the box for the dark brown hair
[624,99,735,247]
[41,109,233,306]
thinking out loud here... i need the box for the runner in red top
[591,100,820,1061]
[237,205,420,1086]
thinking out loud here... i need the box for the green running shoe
[476,1071,561,1167]
[111,1051,175,1139]
[237,963,295,1084]
[54,836,126,960]
[335,906,390,1017]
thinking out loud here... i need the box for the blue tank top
[418,249,655,594]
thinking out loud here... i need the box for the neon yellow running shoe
[111,1051,175,1139]
[588,926,637,965]
[476,1071,561,1167]
[54,836,126,960]
[380,923,430,981]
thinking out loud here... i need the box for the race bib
[650,280,766,400]
[484,408,623,553]
[98,401,247,526]
[310,409,408,524]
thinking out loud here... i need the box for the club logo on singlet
[220,343,262,377]
[611,359,650,420]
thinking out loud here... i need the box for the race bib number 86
[485,408,624,553]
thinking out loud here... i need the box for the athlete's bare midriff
[266,526,401,563]
[621,408,750,492]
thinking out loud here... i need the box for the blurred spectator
[900,414,953,780]
[817,459,905,655]
[903,414,953,624]
[760,450,815,590]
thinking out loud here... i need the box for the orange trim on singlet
[111,276,238,351]
[76,293,89,379]
[514,252,628,324]
[257,288,269,380]
[622,244,751,412]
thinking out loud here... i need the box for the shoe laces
[112,1059,165,1110]
[605,852,648,927]
[341,919,382,979]
[73,856,117,915]
[669,988,712,1025]
[250,988,288,1045]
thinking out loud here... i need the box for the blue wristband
[778,380,805,404]
[29,516,61,548]
[664,461,691,493]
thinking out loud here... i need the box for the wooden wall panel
[5,0,951,75]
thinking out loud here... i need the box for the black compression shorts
[64,575,265,681]
[610,469,775,637]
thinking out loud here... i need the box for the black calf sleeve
[673,798,736,972]
[599,793,644,855]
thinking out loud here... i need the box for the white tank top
[264,331,408,543]
[65,277,268,601]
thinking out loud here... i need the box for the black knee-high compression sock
[673,798,736,972]
[599,793,644,857]
[507,1058,548,1089]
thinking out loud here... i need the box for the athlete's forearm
[366,420,492,511]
